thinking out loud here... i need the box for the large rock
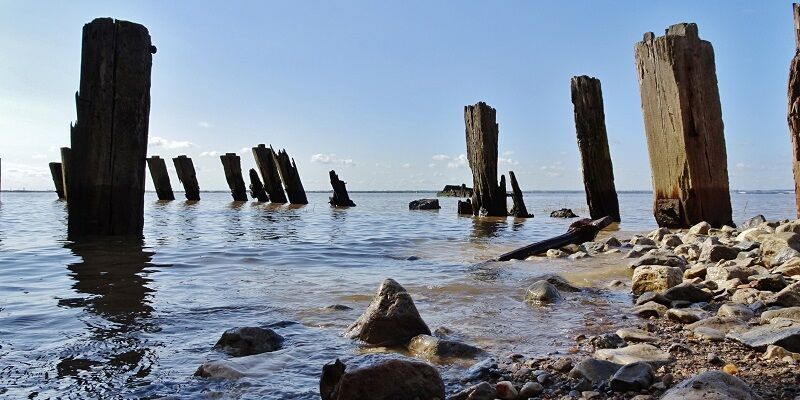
[629,253,686,269]
[706,265,754,283]
[407,335,485,361]
[630,301,668,318]
[213,326,284,357]
[525,280,563,304]
[688,221,711,235]
[320,358,445,400]
[685,317,748,341]
[615,328,657,342]
[717,303,754,320]
[631,265,682,295]
[194,360,245,379]
[760,307,800,324]
[345,279,431,346]
[776,221,800,234]
[735,228,769,243]
[661,371,761,400]
[594,344,673,367]
[663,283,712,302]
[532,274,582,292]
[609,362,654,392]
[409,199,441,210]
[667,308,709,323]
[568,358,623,383]
[768,281,800,307]
[699,244,740,262]
[760,232,800,266]
[727,319,800,352]
[740,215,767,230]
[773,258,800,277]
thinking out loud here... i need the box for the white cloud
[239,147,250,154]
[198,121,212,129]
[432,154,451,161]
[310,153,355,166]
[199,150,220,157]
[539,162,564,177]
[149,136,194,149]
[499,156,519,166]
[447,154,468,169]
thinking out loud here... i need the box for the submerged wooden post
[465,102,507,217]
[252,144,287,203]
[248,168,269,202]
[508,171,532,218]
[67,18,155,237]
[570,75,621,222]
[172,155,200,200]
[220,153,247,201]
[274,148,308,204]
[49,162,66,199]
[788,4,800,218]
[60,147,71,201]
[146,156,175,201]
[635,23,732,228]
[328,170,355,207]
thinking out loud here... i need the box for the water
[0,191,794,399]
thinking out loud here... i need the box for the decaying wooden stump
[274,148,308,204]
[252,144,287,203]
[508,171,532,218]
[60,147,71,201]
[329,170,355,207]
[635,23,732,228]
[494,217,613,261]
[248,168,269,202]
[788,4,800,218]
[49,162,66,199]
[457,199,473,215]
[465,102,507,217]
[220,153,247,201]
[67,18,155,237]
[146,156,174,201]
[570,75,620,222]
[173,155,200,201]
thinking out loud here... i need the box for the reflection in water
[177,200,200,242]
[470,216,507,239]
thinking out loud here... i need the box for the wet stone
[213,326,284,357]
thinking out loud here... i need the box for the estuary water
[0,191,794,399]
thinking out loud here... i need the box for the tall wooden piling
[328,170,355,207]
[508,171,532,218]
[635,23,732,228]
[788,4,800,218]
[248,168,269,202]
[220,153,247,201]
[67,18,155,237]
[172,155,200,200]
[464,102,507,217]
[49,162,66,199]
[60,147,71,201]
[570,75,621,222]
[274,148,308,204]
[252,144,287,203]
[146,156,175,201]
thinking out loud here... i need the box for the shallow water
[0,190,794,399]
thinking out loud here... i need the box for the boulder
[773,258,800,277]
[609,362,654,392]
[407,334,485,361]
[663,283,713,303]
[546,249,567,258]
[631,265,682,295]
[740,215,767,230]
[517,381,544,398]
[594,344,673,367]
[630,301,668,318]
[661,371,761,400]
[685,317,748,341]
[717,303,754,320]
[615,328,657,343]
[760,232,800,266]
[750,274,787,292]
[550,208,578,218]
[525,280,563,304]
[494,381,517,400]
[345,279,431,346]
[409,199,441,210]
[675,244,701,261]
[735,228,769,243]
[760,307,800,324]
[770,247,800,267]
[568,358,623,383]
[449,381,496,400]
[635,291,671,306]
[662,234,684,248]
[684,264,707,279]
[732,288,770,305]
[320,358,445,400]
[213,327,283,357]
[603,236,622,247]
[762,344,800,362]
[536,274,581,292]
[767,281,800,307]
[727,319,800,352]
[776,221,800,234]
[688,221,711,235]
[705,265,754,283]
[700,244,740,262]
[629,236,657,247]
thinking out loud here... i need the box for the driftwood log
[220,153,247,201]
[329,170,355,207]
[494,216,613,261]
[508,171,532,218]
[67,18,154,237]
[49,162,66,199]
[173,155,200,201]
[60,147,71,201]
[635,23,732,228]
[274,148,308,204]
[248,168,269,202]
[571,75,620,222]
[252,144,287,203]
[146,156,175,201]
[789,4,800,218]
[465,102,507,217]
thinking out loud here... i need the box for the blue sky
[0,1,795,191]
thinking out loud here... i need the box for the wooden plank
[635,23,732,228]
[571,75,621,222]
[60,147,71,201]
[789,4,800,218]
[49,162,66,199]
[252,144,287,203]
[494,216,613,261]
[328,170,355,207]
[146,156,175,201]
[465,102,507,216]
[220,153,247,201]
[508,171,532,218]
[172,155,200,200]
[273,148,308,204]
[248,168,269,202]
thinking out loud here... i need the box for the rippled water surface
[0,191,794,399]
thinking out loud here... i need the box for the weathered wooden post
[248,168,269,202]
[67,18,155,237]
[60,147,71,201]
[508,171,532,218]
[788,4,800,218]
[49,162,66,199]
[465,102,507,217]
[635,23,732,228]
[220,153,247,201]
[328,170,355,207]
[252,144,287,203]
[172,155,200,200]
[273,148,308,204]
[146,156,175,201]
[570,75,621,222]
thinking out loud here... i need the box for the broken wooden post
[457,199,473,215]
[570,75,621,222]
[788,4,800,218]
[635,23,732,228]
[67,18,155,237]
[465,102,507,217]
[49,162,66,199]
[273,148,308,204]
[220,153,247,201]
[328,170,355,207]
[172,155,200,200]
[60,147,71,201]
[146,156,175,201]
[252,144,287,203]
[508,171,532,218]
[248,168,269,202]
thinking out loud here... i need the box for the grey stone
[407,334,485,360]
[320,358,445,400]
[525,280,563,304]
[661,371,760,400]
[345,278,431,346]
[616,328,657,342]
[550,208,578,218]
[630,301,668,318]
[767,281,800,307]
[609,362,654,392]
[535,274,581,292]
[517,381,543,398]
[727,319,800,352]
[449,381,496,400]
[567,358,623,383]
[589,333,626,349]
[213,326,284,357]
[740,215,767,230]
[594,344,673,367]
[760,232,800,266]
[631,265,683,295]
[408,198,441,210]
[688,222,711,235]
[717,303,754,320]
[760,307,800,324]
[700,244,740,262]
[750,274,787,292]
[663,283,713,302]
[629,254,686,269]
[667,308,709,323]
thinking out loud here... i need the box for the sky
[0,1,796,191]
